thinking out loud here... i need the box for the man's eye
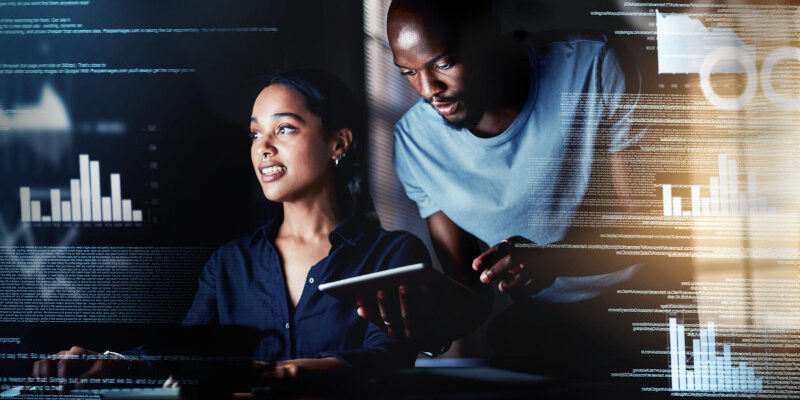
[249,132,263,141]
[400,69,416,76]
[435,62,453,71]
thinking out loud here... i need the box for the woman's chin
[260,187,287,203]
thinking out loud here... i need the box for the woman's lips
[259,163,287,182]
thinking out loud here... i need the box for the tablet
[318,263,482,309]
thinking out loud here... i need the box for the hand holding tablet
[319,263,489,350]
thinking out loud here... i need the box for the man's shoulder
[527,30,611,54]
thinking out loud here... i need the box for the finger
[252,361,274,372]
[376,290,396,338]
[260,364,299,380]
[397,285,411,339]
[480,254,513,284]
[67,346,88,355]
[73,361,107,390]
[357,306,384,328]
[37,359,57,379]
[472,240,509,271]
[32,359,46,378]
[498,273,525,292]
[57,359,72,379]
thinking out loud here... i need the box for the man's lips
[258,161,286,182]
[430,100,459,116]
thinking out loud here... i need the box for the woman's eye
[249,132,263,141]
[276,125,297,135]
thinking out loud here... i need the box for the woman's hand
[31,346,147,391]
[253,357,345,381]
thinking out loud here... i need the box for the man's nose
[418,70,445,100]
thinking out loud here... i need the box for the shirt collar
[250,208,380,247]
[250,210,283,244]
[328,211,381,247]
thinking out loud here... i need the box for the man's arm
[426,212,493,336]
[427,212,482,287]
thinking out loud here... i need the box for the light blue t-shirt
[393,32,640,247]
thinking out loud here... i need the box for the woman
[31,70,429,385]
[181,69,429,377]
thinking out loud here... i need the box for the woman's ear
[331,128,353,160]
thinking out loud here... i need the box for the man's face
[388,12,484,130]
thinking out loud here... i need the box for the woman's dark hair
[263,69,371,216]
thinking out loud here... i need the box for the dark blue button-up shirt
[182,210,430,371]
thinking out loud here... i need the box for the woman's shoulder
[364,226,431,265]
[204,228,273,270]
[373,228,426,247]
[351,214,425,249]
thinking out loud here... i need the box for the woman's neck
[279,183,342,242]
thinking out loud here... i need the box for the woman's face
[249,84,335,203]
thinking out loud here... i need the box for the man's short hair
[388,0,501,52]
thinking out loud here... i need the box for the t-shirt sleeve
[393,120,441,218]
[600,39,646,153]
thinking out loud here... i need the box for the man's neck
[468,38,531,138]
[471,104,524,138]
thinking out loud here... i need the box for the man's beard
[428,94,485,131]
[441,103,483,131]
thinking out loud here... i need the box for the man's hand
[31,346,147,391]
[472,236,536,295]
[357,284,451,352]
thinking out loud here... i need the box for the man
[359,0,676,377]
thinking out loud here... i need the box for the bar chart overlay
[661,154,776,218]
[19,154,144,224]
[668,318,763,393]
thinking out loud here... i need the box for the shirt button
[308,277,315,284]
[284,322,290,330]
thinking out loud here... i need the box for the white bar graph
[111,173,122,222]
[61,201,71,222]
[101,197,111,221]
[719,154,729,215]
[70,179,81,221]
[50,189,61,222]
[728,159,738,216]
[90,160,101,222]
[18,154,145,225]
[31,201,41,222]
[663,184,672,216]
[661,154,776,218]
[672,197,681,216]
[20,187,31,222]
[668,318,763,392]
[122,199,132,221]
[710,177,719,216]
[79,154,91,222]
